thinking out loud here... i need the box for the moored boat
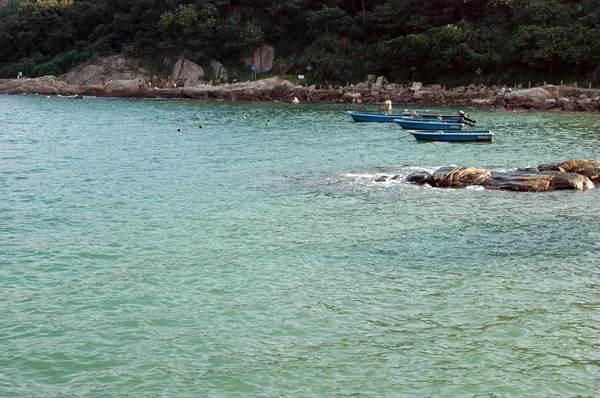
[346,110,474,124]
[394,118,465,130]
[346,111,409,123]
[408,129,493,142]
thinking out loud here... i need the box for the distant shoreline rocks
[376,159,600,192]
[1,54,598,111]
[1,74,599,112]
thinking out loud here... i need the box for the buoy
[171,112,175,116]
[177,128,181,132]
[199,124,204,129]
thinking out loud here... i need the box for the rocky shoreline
[375,159,600,192]
[1,75,599,112]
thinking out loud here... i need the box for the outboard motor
[458,110,476,124]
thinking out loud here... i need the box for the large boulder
[529,98,558,110]
[245,44,275,73]
[103,79,140,91]
[545,172,595,190]
[578,168,600,185]
[343,92,362,101]
[374,76,388,87]
[515,87,554,100]
[271,79,295,97]
[545,84,560,99]
[60,55,143,85]
[483,172,552,192]
[171,57,204,87]
[411,82,423,92]
[504,92,532,103]
[209,60,228,82]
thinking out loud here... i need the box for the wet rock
[405,172,432,185]
[483,172,552,192]
[405,159,599,192]
[517,167,538,172]
[430,167,491,188]
[556,159,600,173]
[577,168,600,185]
[537,163,560,172]
[545,171,594,190]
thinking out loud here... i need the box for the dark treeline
[1,0,599,86]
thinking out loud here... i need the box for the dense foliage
[0,0,599,85]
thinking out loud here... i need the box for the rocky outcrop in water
[391,160,600,192]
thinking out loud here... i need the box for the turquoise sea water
[1,94,600,396]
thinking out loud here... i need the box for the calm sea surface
[1,94,600,397]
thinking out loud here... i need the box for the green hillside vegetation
[0,0,599,86]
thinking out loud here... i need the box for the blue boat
[346,111,471,124]
[394,118,465,130]
[409,130,493,142]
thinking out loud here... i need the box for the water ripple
[1,96,600,396]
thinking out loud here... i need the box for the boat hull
[394,119,464,130]
[346,111,465,123]
[409,130,493,142]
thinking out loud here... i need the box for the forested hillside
[1,0,599,86]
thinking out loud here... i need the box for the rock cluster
[342,79,600,112]
[0,75,81,96]
[1,55,599,111]
[379,159,600,192]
